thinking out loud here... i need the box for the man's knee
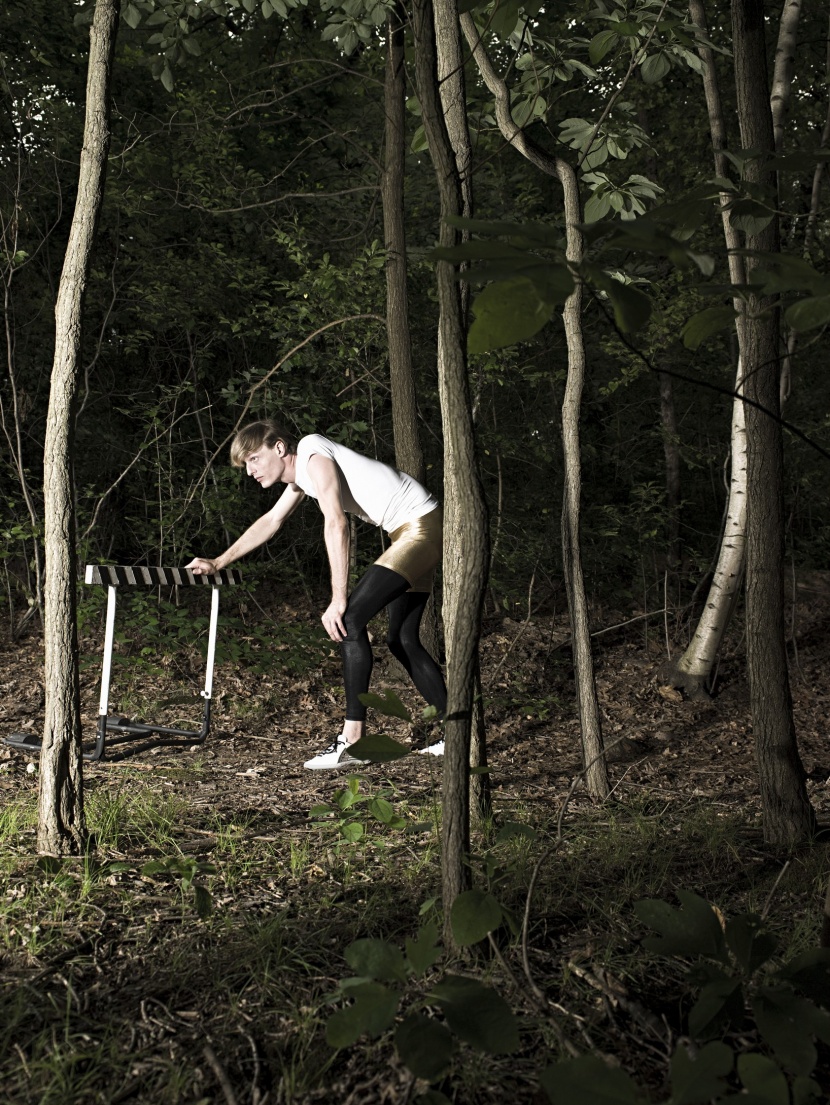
[387,634,407,663]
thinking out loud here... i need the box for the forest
[1,0,830,1101]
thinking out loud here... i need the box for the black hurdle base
[2,699,212,763]
[4,731,41,752]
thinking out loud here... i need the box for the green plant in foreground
[310,775,406,845]
[141,855,215,919]
[542,890,830,1105]
[325,876,530,1104]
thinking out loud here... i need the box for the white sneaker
[417,739,444,757]
[304,737,365,771]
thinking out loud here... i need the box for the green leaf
[584,191,612,222]
[489,0,522,40]
[428,975,519,1054]
[261,0,274,15]
[639,52,671,84]
[634,891,727,959]
[729,199,774,236]
[540,1054,646,1104]
[603,279,652,333]
[468,276,558,353]
[735,1054,789,1104]
[450,889,503,946]
[411,124,428,153]
[348,732,410,763]
[688,973,743,1037]
[589,29,619,64]
[345,939,408,982]
[341,822,364,843]
[682,306,738,350]
[669,1040,732,1104]
[792,1075,824,1105]
[725,913,778,975]
[326,981,399,1047]
[444,215,563,250]
[395,1014,454,1081]
[406,921,442,976]
[432,240,536,265]
[785,294,830,332]
[358,690,411,721]
[160,64,174,93]
[777,948,830,1007]
[193,883,213,919]
[754,986,830,1075]
[122,2,142,29]
[512,94,546,129]
[369,797,395,824]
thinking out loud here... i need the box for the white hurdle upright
[81,565,242,761]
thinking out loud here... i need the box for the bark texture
[38,0,120,854]
[733,0,814,846]
[413,0,489,937]
[461,15,607,797]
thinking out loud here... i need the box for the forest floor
[0,585,829,1104]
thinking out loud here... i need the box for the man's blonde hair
[230,420,297,468]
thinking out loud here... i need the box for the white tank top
[293,434,438,534]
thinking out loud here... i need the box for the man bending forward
[187,420,446,769]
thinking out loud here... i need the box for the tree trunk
[460,15,608,798]
[662,378,747,698]
[413,0,489,940]
[38,0,120,855]
[661,0,754,696]
[558,162,608,800]
[383,8,425,487]
[733,0,814,846]
[659,371,682,571]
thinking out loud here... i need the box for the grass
[1,771,828,1105]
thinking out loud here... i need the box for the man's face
[244,442,286,488]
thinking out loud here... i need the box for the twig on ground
[761,860,791,921]
[203,1044,239,1105]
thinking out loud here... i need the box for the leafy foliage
[543,892,830,1103]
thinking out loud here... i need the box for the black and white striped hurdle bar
[84,565,242,587]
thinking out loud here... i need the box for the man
[187,419,446,769]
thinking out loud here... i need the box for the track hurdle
[3,565,242,762]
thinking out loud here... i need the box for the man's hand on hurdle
[186,557,219,576]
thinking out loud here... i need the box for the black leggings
[341,565,447,723]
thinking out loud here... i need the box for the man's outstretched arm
[187,483,305,574]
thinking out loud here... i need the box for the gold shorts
[375,507,442,592]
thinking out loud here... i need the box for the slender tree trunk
[0,178,44,632]
[781,11,829,405]
[460,16,607,797]
[383,8,425,487]
[662,0,754,696]
[659,371,682,571]
[381,6,444,670]
[38,0,120,855]
[413,0,489,939]
[558,163,608,799]
[661,375,747,698]
[770,0,802,155]
[733,0,814,846]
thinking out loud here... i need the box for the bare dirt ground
[1,588,829,1104]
